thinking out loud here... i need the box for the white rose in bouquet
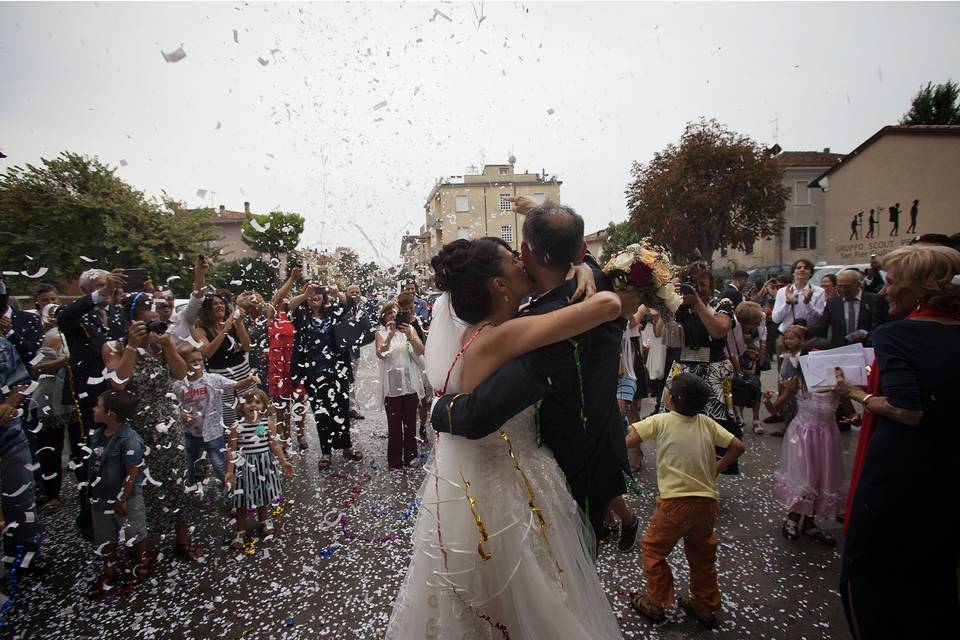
[607,250,635,273]
[656,283,682,313]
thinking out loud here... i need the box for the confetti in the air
[373,100,388,111]
[249,218,271,233]
[161,46,187,63]
[257,56,270,66]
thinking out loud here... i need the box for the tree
[333,249,361,286]
[241,211,305,263]
[598,220,643,265]
[625,118,788,268]
[900,80,960,125]
[209,257,278,295]
[0,152,217,295]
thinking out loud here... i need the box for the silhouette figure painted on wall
[907,199,919,234]
[849,212,861,240]
[866,209,878,238]
[888,202,901,236]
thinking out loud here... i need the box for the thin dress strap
[435,323,491,397]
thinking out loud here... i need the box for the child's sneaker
[617,516,640,553]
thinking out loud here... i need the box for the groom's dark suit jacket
[431,263,630,536]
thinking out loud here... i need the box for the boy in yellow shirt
[626,372,745,628]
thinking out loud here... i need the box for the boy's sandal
[802,526,837,546]
[782,518,800,541]
[678,596,719,629]
[86,575,116,599]
[229,532,245,550]
[630,593,666,623]
[753,424,765,435]
[343,448,363,462]
[259,518,276,538]
[174,541,205,562]
[318,455,332,470]
[131,561,153,584]
[40,498,62,515]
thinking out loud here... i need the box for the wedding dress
[385,294,623,640]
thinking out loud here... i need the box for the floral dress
[125,348,190,533]
[663,295,745,473]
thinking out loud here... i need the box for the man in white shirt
[770,259,825,333]
[170,256,208,345]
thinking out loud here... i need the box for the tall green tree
[899,80,960,125]
[209,257,278,295]
[0,152,217,295]
[334,249,361,286]
[598,220,642,265]
[241,210,305,263]
[626,118,788,268]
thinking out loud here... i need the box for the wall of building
[821,134,960,263]
[424,166,560,252]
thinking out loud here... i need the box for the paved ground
[5,345,855,640]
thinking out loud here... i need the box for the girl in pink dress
[764,344,846,546]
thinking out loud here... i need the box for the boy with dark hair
[87,390,149,596]
[625,372,745,628]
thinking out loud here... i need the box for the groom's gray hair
[522,200,585,270]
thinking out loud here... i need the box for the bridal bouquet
[602,241,683,316]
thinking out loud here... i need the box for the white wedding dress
[386,294,624,640]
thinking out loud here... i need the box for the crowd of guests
[0,255,434,595]
[1,229,957,638]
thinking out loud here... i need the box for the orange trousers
[641,496,721,614]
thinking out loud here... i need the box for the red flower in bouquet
[628,260,654,287]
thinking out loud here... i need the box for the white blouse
[377,329,426,402]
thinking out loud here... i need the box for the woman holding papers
[833,244,960,640]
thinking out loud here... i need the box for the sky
[2,1,959,267]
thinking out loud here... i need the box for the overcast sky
[2,1,958,266]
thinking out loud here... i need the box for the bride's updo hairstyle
[431,237,510,324]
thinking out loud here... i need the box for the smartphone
[395,310,411,326]
[679,283,696,295]
[125,268,149,291]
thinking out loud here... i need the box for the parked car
[812,263,870,283]
[746,264,792,286]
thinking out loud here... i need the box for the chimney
[823,147,831,153]
[243,201,251,214]
[218,204,225,215]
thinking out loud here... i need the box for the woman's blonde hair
[883,245,960,314]
[734,301,764,325]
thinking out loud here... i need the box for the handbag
[728,334,761,407]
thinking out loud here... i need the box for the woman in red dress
[270,268,307,450]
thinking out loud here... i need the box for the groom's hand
[615,290,642,320]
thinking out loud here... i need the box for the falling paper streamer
[21,267,48,278]
[373,100,388,111]
[196,189,207,198]
[215,121,222,130]
[2,483,30,498]
[257,56,270,66]
[430,8,452,22]
[547,108,555,115]
[80,255,97,262]
[233,29,239,43]
[249,218,271,233]
[165,275,181,283]
[119,159,128,167]
[161,46,187,63]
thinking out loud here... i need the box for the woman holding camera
[289,282,362,470]
[103,293,203,562]
[375,300,425,469]
[193,291,252,430]
[665,262,744,473]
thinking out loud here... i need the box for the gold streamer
[498,428,564,582]
[461,474,492,561]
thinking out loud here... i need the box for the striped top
[237,420,272,455]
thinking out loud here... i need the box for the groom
[431,198,637,549]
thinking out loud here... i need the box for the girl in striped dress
[224,388,293,548]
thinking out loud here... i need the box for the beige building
[717,149,845,274]
[810,125,960,264]
[423,162,562,253]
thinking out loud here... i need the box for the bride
[386,237,625,639]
